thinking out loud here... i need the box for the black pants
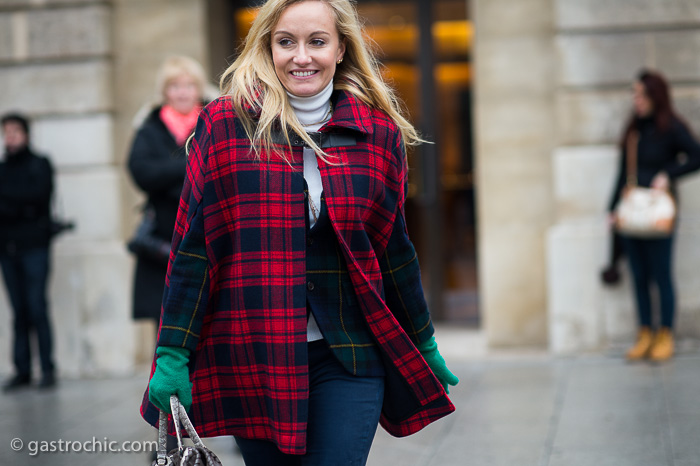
[0,248,55,378]
[622,236,675,328]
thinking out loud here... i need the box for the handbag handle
[154,396,207,465]
[625,130,639,187]
[169,395,207,449]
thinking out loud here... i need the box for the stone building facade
[474,0,700,352]
[0,0,209,377]
[1,0,700,376]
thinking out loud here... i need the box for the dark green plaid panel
[306,197,385,377]
[377,209,434,346]
[157,202,210,352]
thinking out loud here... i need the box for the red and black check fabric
[140,90,455,454]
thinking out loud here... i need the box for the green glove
[416,336,459,394]
[148,346,192,413]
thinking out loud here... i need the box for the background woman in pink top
[127,56,207,324]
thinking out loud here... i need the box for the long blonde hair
[219,0,423,163]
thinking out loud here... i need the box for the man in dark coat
[0,113,56,390]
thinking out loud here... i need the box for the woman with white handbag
[609,70,700,362]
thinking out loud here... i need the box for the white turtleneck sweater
[287,80,334,342]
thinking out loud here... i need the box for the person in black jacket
[0,113,56,390]
[127,56,208,326]
[609,70,700,362]
[127,54,209,462]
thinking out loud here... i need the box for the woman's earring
[337,58,343,64]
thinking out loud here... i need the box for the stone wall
[548,0,700,353]
[0,0,209,377]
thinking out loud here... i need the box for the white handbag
[614,131,676,238]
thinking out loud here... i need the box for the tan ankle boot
[649,327,674,362]
[627,327,653,360]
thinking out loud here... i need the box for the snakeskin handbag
[152,396,223,466]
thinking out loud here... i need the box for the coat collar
[324,89,374,135]
[241,88,375,136]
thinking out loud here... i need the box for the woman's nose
[294,46,312,65]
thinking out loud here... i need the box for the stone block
[49,241,136,377]
[547,219,700,354]
[27,5,110,59]
[674,87,700,130]
[479,162,553,227]
[55,168,124,242]
[33,114,114,167]
[473,0,554,37]
[480,225,549,347]
[655,30,700,82]
[547,221,632,354]
[556,0,700,30]
[477,97,556,147]
[0,14,13,60]
[674,228,700,338]
[677,174,700,220]
[553,145,619,219]
[475,36,555,98]
[556,89,631,145]
[556,33,647,87]
[0,60,112,115]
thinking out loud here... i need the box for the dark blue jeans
[622,236,675,328]
[234,340,385,466]
[0,248,55,377]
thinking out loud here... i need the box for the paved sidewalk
[1,327,699,466]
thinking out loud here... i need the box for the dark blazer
[0,147,53,255]
[127,107,188,320]
[140,91,455,454]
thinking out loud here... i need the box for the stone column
[472,0,557,347]
[548,0,700,353]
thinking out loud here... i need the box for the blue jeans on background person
[234,340,385,466]
[0,247,55,381]
[622,236,675,328]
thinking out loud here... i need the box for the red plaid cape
[140,90,455,454]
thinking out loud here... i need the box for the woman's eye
[310,39,326,47]
[278,38,293,47]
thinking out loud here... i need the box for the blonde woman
[127,56,208,324]
[141,1,457,464]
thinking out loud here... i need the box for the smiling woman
[271,2,345,98]
[140,1,458,465]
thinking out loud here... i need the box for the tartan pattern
[141,90,455,455]
[306,197,386,377]
[307,196,434,378]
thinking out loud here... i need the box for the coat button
[307,237,314,246]
[307,281,315,291]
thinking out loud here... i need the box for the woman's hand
[416,336,459,394]
[149,346,193,413]
[651,171,670,190]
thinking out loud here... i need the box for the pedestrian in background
[609,70,700,362]
[0,113,57,390]
[140,0,458,464]
[127,55,208,328]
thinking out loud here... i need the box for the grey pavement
[1,327,700,466]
